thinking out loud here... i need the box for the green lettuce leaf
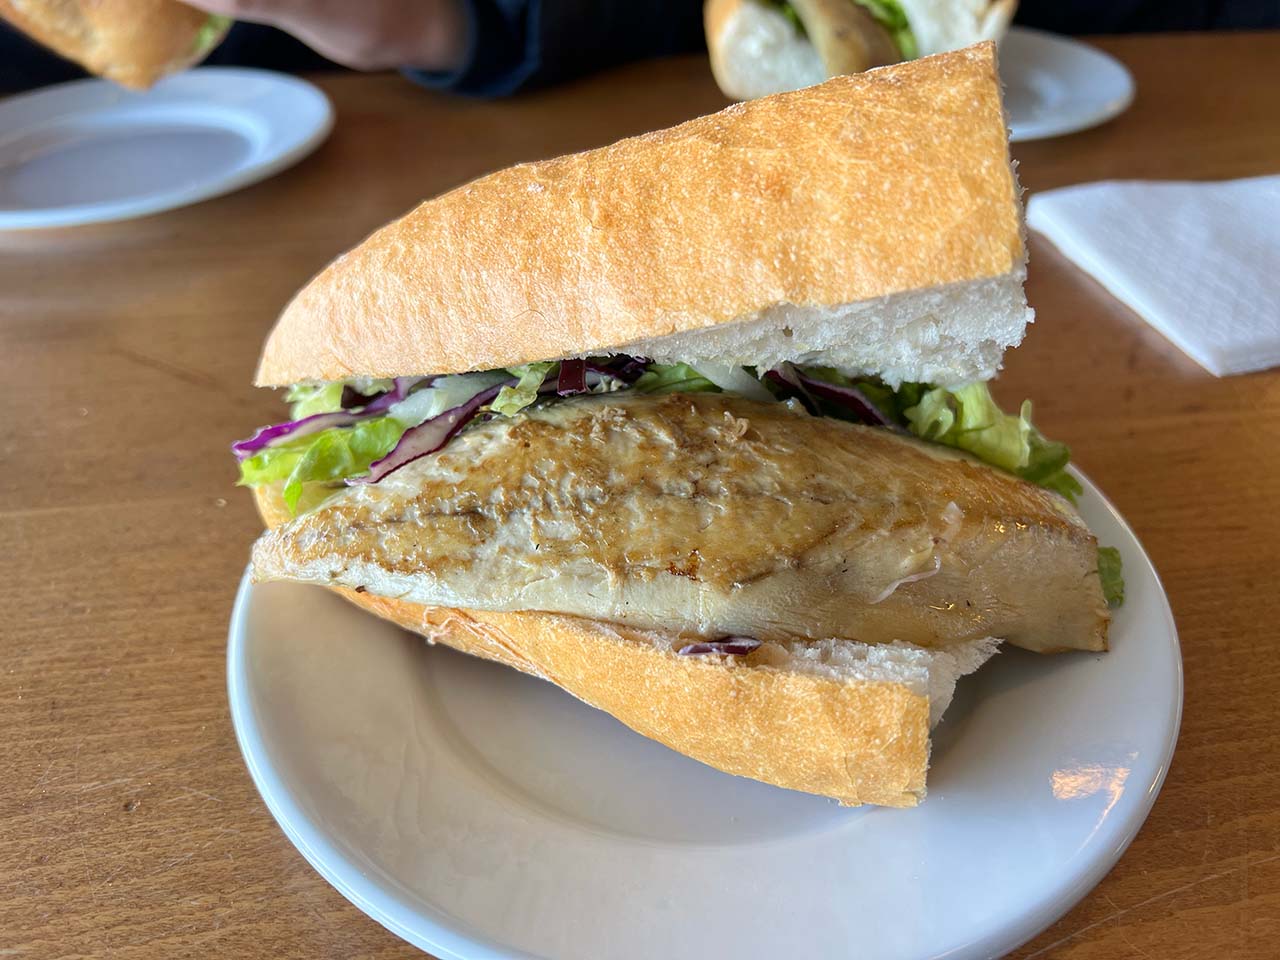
[394,371,511,425]
[903,383,1082,501]
[633,363,721,395]
[854,0,917,59]
[191,14,231,57]
[1020,429,1084,502]
[1097,546,1125,607]
[285,382,345,419]
[237,416,405,513]
[491,363,555,417]
[904,384,1030,473]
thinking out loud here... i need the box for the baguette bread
[0,0,228,89]
[256,44,1028,392]
[253,482,998,807]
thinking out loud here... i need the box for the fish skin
[251,392,1109,654]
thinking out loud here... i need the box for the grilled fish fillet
[251,393,1110,654]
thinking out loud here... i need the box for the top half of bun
[256,43,1028,391]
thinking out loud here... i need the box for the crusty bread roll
[0,0,228,89]
[256,44,1028,392]
[253,483,998,808]
[705,0,1017,101]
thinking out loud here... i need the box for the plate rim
[228,567,534,960]
[228,467,1182,960]
[963,469,1183,957]
[0,67,334,230]
[1003,27,1136,142]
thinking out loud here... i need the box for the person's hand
[188,0,469,72]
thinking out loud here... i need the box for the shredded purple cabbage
[341,384,382,409]
[597,356,650,383]
[341,376,433,410]
[232,377,426,461]
[676,637,762,656]
[352,381,511,484]
[231,411,363,460]
[793,369,895,428]
[557,359,587,396]
[555,359,633,397]
[764,367,814,412]
[766,364,895,428]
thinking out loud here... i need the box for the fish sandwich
[235,44,1122,808]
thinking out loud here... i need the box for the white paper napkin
[1026,175,1280,376]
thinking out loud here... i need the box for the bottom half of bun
[252,483,1000,807]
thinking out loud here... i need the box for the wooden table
[4,31,1278,959]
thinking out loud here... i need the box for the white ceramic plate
[0,68,332,229]
[228,471,1180,960]
[1001,28,1135,142]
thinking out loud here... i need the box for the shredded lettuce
[237,416,405,512]
[904,383,1083,503]
[691,362,774,400]
[1020,429,1084,503]
[854,0,917,59]
[392,371,510,424]
[285,382,345,419]
[1097,546,1125,607]
[491,363,555,417]
[633,363,721,395]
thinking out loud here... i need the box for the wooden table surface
[4,31,1279,960]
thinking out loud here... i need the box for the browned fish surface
[252,393,1110,653]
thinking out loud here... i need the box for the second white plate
[0,67,333,229]
[228,472,1180,959]
[1001,28,1135,142]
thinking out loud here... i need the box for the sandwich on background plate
[235,43,1122,809]
[0,0,229,89]
[705,0,1016,100]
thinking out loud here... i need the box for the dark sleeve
[403,0,706,98]
[1014,0,1280,33]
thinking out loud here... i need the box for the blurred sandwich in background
[705,0,1015,99]
[0,0,230,88]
